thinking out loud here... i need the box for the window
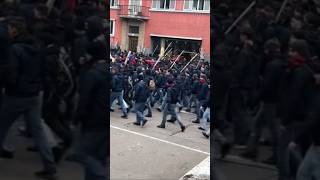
[110,20,115,36]
[152,0,176,10]
[110,0,118,7]
[184,0,210,11]
[129,26,139,34]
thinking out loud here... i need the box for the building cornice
[149,9,210,14]
[150,34,202,41]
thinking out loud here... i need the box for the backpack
[149,79,156,91]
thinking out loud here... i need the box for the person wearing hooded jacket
[75,40,108,180]
[278,39,316,180]
[157,79,186,132]
[0,17,57,180]
[133,73,149,127]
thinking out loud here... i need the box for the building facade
[110,0,210,60]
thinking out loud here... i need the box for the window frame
[110,0,119,7]
[110,20,115,37]
[151,0,176,10]
[183,0,210,11]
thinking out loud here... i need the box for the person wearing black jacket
[186,74,200,112]
[75,40,108,180]
[199,90,210,131]
[296,87,320,180]
[278,39,316,180]
[193,75,209,123]
[110,67,128,119]
[133,74,149,127]
[157,79,186,132]
[0,17,57,180]
[241,39,287,165]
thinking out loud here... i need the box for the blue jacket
[111,74,124,92]
[134,80,149,103]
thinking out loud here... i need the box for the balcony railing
[118,5,150,20]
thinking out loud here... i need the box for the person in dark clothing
[193,75,209,123]
[278,39,316,180]
[40,32,74,157]
[110,66,128,119]
[187,74,200,112]
[75,40,108,180]
[241,38,287,165]
[157,79,186,132]
[133,74,149,127]
[296,87,320,180]
[0,17,57,180]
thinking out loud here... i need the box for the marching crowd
[110,47,211,138]
[0,0,108,180]
[214,0,320,180]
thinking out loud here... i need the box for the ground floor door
[128,36,138,52]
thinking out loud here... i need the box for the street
[110,108,210,180]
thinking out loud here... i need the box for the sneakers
[145,114,152,118]
[181,125,186,132]
[34,170,57,180]
[0,148,14,159]
[167,119,176,123]
[133,122,140,126]
[157,125,165,128]
[198,127,205,131]
[202,132,209,138]
[192,119,200,123]
[141,120,148,127]
[121,115,128,119]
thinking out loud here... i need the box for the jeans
[159,93,167,110]
[0,95,56,173]
[80,131,107,180]
[145,96,152,116]
[135,103,145,124]
[152,88,164,105]
[187,94,197,110]
[246,103,281,161]
[110,91,127,116]
[160,103,184,128]
[297,145,320,180]
[200,108,210,130]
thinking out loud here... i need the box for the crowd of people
[213,0,320,180]
[110,46,211,138]
[0,0,108,180]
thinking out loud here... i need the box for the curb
[179,156,210,180]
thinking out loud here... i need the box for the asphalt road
[0,122,83,180]
[110,108,210,180]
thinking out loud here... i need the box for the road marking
[179,156,210,180]
[111,125,210,155]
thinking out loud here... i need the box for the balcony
[118,5,149,20]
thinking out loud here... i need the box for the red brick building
[110,0,210,60]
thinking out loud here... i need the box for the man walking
[0,17,57,180]
[157,79,186,132]
[133,73,149,127]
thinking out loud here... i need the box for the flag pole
[180,53,199,73]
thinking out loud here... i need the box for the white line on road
[111,125,210,155]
